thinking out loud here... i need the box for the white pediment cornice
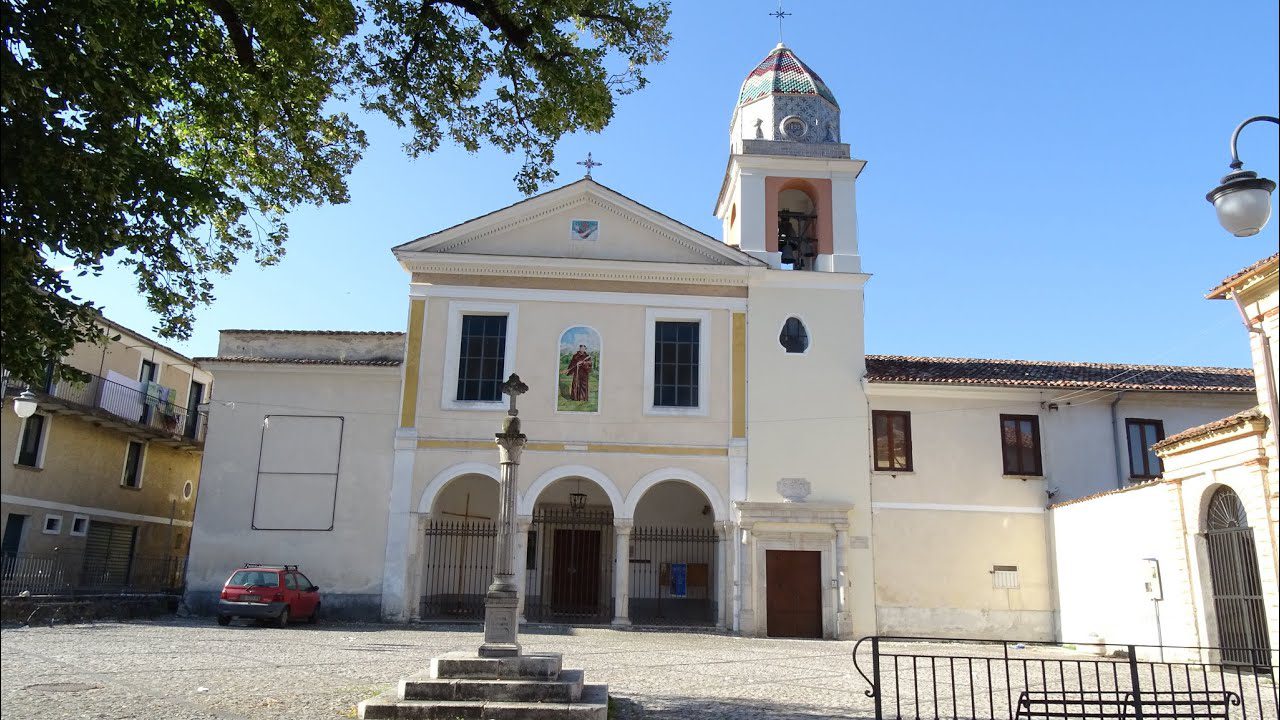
[401,253,751,287]
[394,179,763,268]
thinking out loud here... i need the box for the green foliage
[0,0,670,383]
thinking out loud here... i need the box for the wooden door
[765,550,822,638]
[551,529,601,612]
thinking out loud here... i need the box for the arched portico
[413,462,501,621]
[623,467,726,521]
[519,465,624,517]
[1198,483,1272,666]
[417,462,500,515]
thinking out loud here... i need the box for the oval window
[183,481,194,500]
[779,317,809,353]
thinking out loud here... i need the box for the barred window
[456,315,508,402]
[999,414,1042,476]
[653,321,700,408]
[872,410,912,471]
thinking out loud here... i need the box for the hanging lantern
[569,478,587,514]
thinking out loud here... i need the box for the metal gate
[525,507,613,623]
[419,519,496,619]
[82,521,136,588]
[629,525,718,625]
[1204,487,1272,667]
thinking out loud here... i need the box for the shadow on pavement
[610,693,873,720]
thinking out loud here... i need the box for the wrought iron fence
[418,519,496,620]
[524,507,615,623]
[853,636,1278,720]
[628,525,718,625]
[1,552,185,596]
[4,371,206,443]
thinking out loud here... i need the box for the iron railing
[628,525,718,625]
[3,370,206,444]
[524,507,615,623]
[1,552,185,596]
[418,519,496,620]
[853,636,1277,720]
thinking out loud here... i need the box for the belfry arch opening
[777,186,818,271]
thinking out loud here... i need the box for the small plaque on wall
[570,219,599,241]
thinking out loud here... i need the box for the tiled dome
[738,43,838,108]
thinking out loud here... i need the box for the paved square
[0,619,872,719]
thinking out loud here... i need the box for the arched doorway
[1203,486,1271,667]
[630,480,719,625]
[419,474,499,620]
[526,476,615,623]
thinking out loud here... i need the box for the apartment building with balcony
[1,317,213,595]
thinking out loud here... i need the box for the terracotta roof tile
[195,356,401,367]
[221,329,404,336]
[865,355,1255,393]
[1152,407,1267,450]
[1205,253,1279,299]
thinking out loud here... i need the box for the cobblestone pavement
[1,618,873,719]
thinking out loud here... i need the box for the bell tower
[714,43,865,273]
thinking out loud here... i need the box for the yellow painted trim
[731,312,746,438]
[399,299,426,428]
[416,439,727,456]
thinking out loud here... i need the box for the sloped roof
[1152,407,1267,450]
[1206,253,1279,299]
[738,43,838,107]
[195,356,401,367]
[865,355,1255,393]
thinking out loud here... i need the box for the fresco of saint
[557,326,600,412]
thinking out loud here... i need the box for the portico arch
[418,462,500,515]
[519,465,624,517]
[624,468,726,521]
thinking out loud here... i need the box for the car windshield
[228,570,278,588]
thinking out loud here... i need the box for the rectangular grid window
[1126,418,1165,480]
[17,414,45,467]
[456,314,508,402]
[122,441,144,488]
[999,414,1042,476]
[872,410,913,471]
[653,321,700,408]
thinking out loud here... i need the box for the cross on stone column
[480,373,528,658]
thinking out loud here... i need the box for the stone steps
[402,668,585,702]
[359,682,608,719]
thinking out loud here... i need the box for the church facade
[184,45,1259,641]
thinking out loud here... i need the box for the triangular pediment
[394,179,762,267]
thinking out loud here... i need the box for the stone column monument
[479,373,528,658]
[358,373,609,719]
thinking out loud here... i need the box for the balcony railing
[3,369,207,445]
[1,552,185,596]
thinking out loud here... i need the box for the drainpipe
[1229,291,1280,453]
[1110,391,1129,489]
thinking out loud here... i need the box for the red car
[216,564,320,627]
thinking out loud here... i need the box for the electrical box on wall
[1141,558,1163,600]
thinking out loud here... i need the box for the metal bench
[1015,690,1240,719]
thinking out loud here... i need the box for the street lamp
[1206,115,1278,237]
[11,390,38,419]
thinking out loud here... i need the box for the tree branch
[203,0,257,71]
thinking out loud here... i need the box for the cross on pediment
[576,152,602,179]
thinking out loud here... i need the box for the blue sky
[71,1,1279,368]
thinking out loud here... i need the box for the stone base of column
[610,617,631,627]
[478,588,521,658]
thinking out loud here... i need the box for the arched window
[1205,486,1248,530]
[779,317,809,353]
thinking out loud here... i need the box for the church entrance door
[765,550,822,638]
[526,506,613,624]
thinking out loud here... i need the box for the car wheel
[307,604,320,624]
[275,607,289,628]
[216,615,231,626]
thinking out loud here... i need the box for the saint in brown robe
[564,346,593,402]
